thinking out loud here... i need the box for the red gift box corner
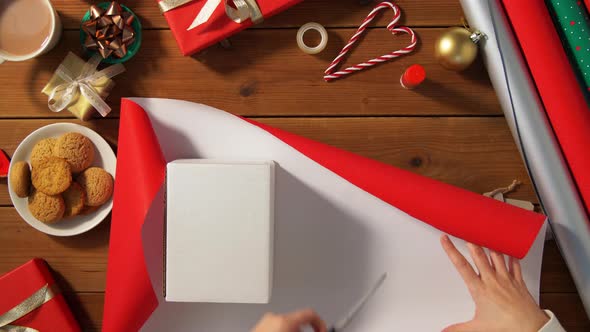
[159,0,304,55]
[0,258,81,332]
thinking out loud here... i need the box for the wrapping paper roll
[546,0,590,94]
[460,0,590,317]
[500,1,590,221]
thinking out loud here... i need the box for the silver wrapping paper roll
[460,0,590,316]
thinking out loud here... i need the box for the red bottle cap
[400,64,426,89]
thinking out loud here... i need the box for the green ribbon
[0,284,58,332]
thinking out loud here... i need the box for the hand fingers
[251,313,278,332]
[440,235,481,293]
[442,321,476,332]
[467,242,494,278]
[490,250,509,278]
[285,309,327,332]
[509,256,524,283]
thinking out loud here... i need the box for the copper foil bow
[47,53,125,117]
[158,0,263,31]
[83,1,136,59]
[0,284,59,332]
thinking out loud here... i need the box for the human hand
[440,235,549,332]
[251,309,327,332]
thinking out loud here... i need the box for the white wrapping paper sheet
[460,0,590,316]
[132,98,546,331]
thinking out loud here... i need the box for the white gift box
[165,159,275,303]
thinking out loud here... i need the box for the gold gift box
[42,52,115,121]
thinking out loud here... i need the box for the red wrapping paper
[159,0,303,55]
[0,150,9,177]
[102,99,545,331]
[501,0,590,218]
[0,259,80,332]
[248,119,545,255]
[102,101,166,332]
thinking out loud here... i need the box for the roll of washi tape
[297,22,328,55]
[400,64,426,89]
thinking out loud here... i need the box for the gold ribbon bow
[159,0,263,30]
[47,53,125,117]
[0,284,59,332]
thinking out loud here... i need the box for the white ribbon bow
[47,54,125,117]
[158,0,263,30]
[188,0,259,30]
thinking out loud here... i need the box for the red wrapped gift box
[0,259,80,332]
[158,0,303,55]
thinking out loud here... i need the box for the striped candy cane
[324,2,417,82]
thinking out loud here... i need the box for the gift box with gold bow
[41,52,125,121]
[0,259,80,332]
[158,0,304,55]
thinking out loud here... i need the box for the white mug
[0,0,62,64]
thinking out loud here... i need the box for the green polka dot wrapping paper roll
[547,0,590,96]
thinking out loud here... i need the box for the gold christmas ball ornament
[434,27,483,71]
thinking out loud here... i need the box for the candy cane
[324,2,417,82]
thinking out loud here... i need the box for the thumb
[442,321,477,332]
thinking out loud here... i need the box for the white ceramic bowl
[8,123,116,236]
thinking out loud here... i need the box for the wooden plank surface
[1,0,588,330]
[0,117,535,206]
[0,208,110,292]
[0,29,500,118]
[53,0,464,30]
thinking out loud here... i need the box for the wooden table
[0,0,588,330]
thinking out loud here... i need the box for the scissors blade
[332,273,388,332]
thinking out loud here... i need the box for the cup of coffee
[0,0,62,63]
